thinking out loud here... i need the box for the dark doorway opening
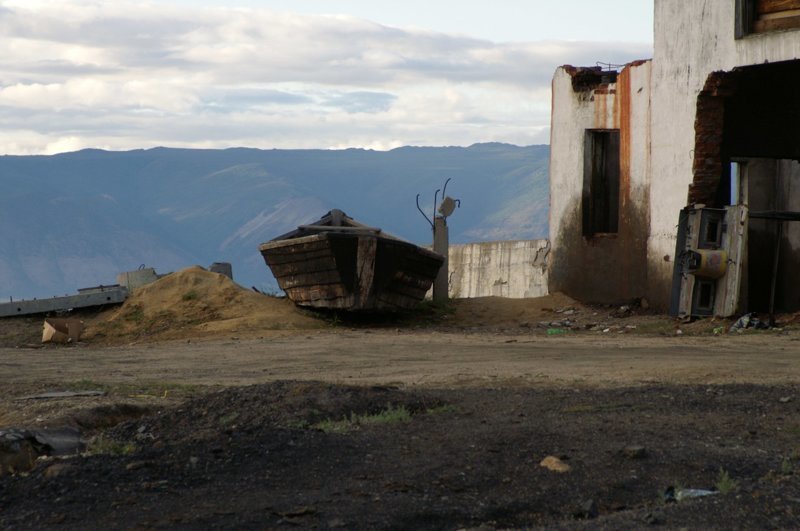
[691,60,800,313]
[582,129,620,237]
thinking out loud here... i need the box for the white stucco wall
[648,0,800,305]
[548,68,586,244]
[447,240,549,299]
[548,61,652,302]
[548,1,800,307]
[550,62,652,245]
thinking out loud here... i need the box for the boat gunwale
[259,232,444,262]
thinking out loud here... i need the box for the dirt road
[2,330,798,390]
[3,329,800,529]
[5,272,800,528]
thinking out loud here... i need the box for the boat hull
[259,232,443,311]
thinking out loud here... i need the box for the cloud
[322,91,397,114]
[0,1,652,153]
[204,88,313,109]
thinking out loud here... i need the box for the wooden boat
[259,210,444,311]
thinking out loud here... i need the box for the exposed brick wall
[688,71,741,206]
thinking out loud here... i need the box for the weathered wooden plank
[381,242,443,262]
[299,297,355,309]
[392,271,437,291]
[287,290,356,309]
[383,251,443,274]
[758,8,800,19]
[277,270,342,289]
[264,247,332,262]
[258,234,329,254]
[757,0,800,15]
[263,248,335,266]
[394,256,442,273]
[384,282,429,300]
[267,257,338,276]
[754,13,800,31]
[377,292,420,309]
[286,284,350,302]
[261,245,331,263]
[355,236,377,308]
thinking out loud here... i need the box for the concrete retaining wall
[447,240,549,299]
[0,286,128,318]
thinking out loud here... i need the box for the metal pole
[433,216,449,302]
[768,221,783,327]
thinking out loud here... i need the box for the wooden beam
[259,234,327,252]
[754,13,800,30]
[263,248,334,266]
[296,296,355,309]
[287,284,350,302]
[278,270,342,290]
[267,257,338,276]
[759,8,800,19]
[355,236,377,309]
[749,210,800,221]
[384,283,429,300]
[757,0,800,15]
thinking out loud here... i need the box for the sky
[0,1,654,155]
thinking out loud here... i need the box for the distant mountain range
[0,143,549,298]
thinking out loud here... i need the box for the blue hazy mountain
[0,143,549,298]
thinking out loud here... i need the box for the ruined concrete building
[549,0,800,316]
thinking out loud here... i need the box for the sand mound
[85,266,323,344]
[81,267,592,344]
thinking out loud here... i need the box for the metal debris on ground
[611,305,633,318]
[539,320,575,329]
[15,390,106,401]
[728,313,770,333]
[663,486,718,503]
[0,427,84,475]
[576,499,598,519]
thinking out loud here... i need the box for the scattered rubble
[0,427,84,475]
[729,313,771,333]
[622,445,648,459]
[540,455,571,473]
[42,318,84,344]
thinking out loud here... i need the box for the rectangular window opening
[582,129,620,237]
[705,220,720,244]
[698,210,726,249]
[737,0,800,38]
[696,280,716,312]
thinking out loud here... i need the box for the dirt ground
[2,268,800,529]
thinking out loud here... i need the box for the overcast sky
[0,1,654,155]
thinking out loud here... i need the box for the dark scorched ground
[2,381,800,529]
